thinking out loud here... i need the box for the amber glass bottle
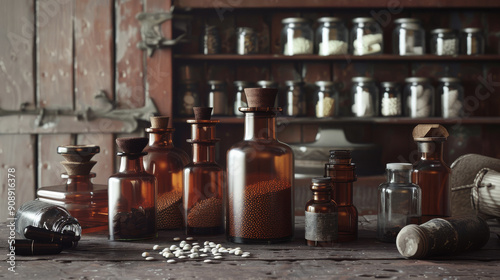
[143,116,190,230]
[412,124,451,223]
[108,137,157,241]
[183,107,224,235]
[37,145,108,233]
[305,177,338,247]
[325,150,358,242]
[227,88,294,244]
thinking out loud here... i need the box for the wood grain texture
[77,133,114,185]
[37,135,73,190]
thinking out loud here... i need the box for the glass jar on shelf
[404,77,435,118]
[283,80,305,117]
[430,29,458,56]
[316,17,348,56]
[236,27,258,55]
[208,80,228,115]
[233,81,250,116]
[380,82,402,117]
[437,77,464,118]
[351,77,379,117]
[314,81,338,118]
[460,28,485,55]
[281,17,314,56]
[351,17,383,56]
[201,25,220,55]
[393,18,425,55]
[177,81,200,117]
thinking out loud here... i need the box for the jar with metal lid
[351,17,383,56]
[236,27,258,55]
[281,17,314,56]
[201,25,220,55]
[380,82,402,117]
[283,80,305,117]
[314,81,338,118]
[460,28,485,55]
[393,18,425,55]
[177,81,201,117]
[208,80,228,115]
[315,17,348,56]
[257,80,278,89]
[437,77,464,118]
[233,81,250,116]
[430,29,458,56]
[404,77,434,118]
[377,163,421,243]
[351,77,379,117]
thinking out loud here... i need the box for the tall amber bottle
[143,116,190,229]
[183,107,224,235]
[108,137,157,241]
[325,150,358,242]
[37,145,108,233]
[227,88,294,244]
[412,124,451,223]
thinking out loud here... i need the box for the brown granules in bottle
[157,191,183,229]
[229,179,292,239]
[187,197,223,228]
[112,206,155,239]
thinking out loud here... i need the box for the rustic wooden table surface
[1,216,499,279]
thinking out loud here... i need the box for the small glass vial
[380,82,402,117]
[377,163,421,243]
[208,80,228,115]
[437,77,464,118]
[177,81,200,117]
[281,17,314,56]
[234,81,250,116]
[351,17,383,56]
[404,77,435,118]
[201,25,220,55]
[108,137,157,241]
[15,200,82,239]
[460,28,485,55]
[236,27,258,55]
[305,177,338,247]
[316,17,348,56]
[431,29,458,56]
[314,81,338,118]
[283,80,305,117]
[351,77,379,117]
[393,18,425,55]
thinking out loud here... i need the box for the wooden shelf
[174,54,500,62]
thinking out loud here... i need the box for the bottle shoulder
[228,140,293,155]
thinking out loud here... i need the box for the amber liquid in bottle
[325,150,358,242]
[412,141,451,223]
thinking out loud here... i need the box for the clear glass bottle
[393,18,425,55]
[314,81,338,118]
[283,80,305,117]
[236,27,258,55]
[227,88,294,244]
[316,17,348,56]
[201,25,220,55]
[460,28,485,55]
[412,124,451,223]
[37,145,108,233]
[404,77,435,118]
[351,77,379,117]
[177,81,200,117]
[108,137,157,241]
[377,163,421,243]
[325,150,358,242]
[437,77,464,118]
[305,177,338,247]
[184,107,224,235]
[380,82,402,117]
[208,80,228,115]
[430,29,458,56]
[233,81,250,116]
[143,116,190,230]
[281,17,314,55]
[351,17,383,55]
[15,200,82,239]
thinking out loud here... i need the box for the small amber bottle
[108,137,157,241]
[144,116,190,230]
[183,107,224,235]
[305,177,338,247]
[325,150,358,242]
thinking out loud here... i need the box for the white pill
[170,245,177,250]
[178,255,187,259]
[243,252,250,255]
[204,241,210,246]
[235,247,241,250]
[179,241,187,247]
[242,254,251,258]
[145,257,155,261]
[214,256,223,259]
[183,245,192,251]
[229,249,235,254]
[192,245,201,249]
[234,250,242,255]
[216,244,222,249]
[200,254,208,257]
[204,259,213,263]
[173,237,181,241]
[213,253,221,256]
[189,253,199,258]
[167,259,176,263]
[192,243,199,246]
[142,252,150,258]
[164,253,174,258]
[191,248,199,253]
[186,237,194,241]
[152,245,159,250]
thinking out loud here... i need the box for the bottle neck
[417,141,444,161]
[149,132,173,147]
[313,190,332,202]
[387,169,412,184]
[192,143,216,163]
[64,175,94,190]
[119,155,145,173]
[244,112,277,140]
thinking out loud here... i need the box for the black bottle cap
[13,239,63,256]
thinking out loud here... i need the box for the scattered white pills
[167,259,176,264]
[173,237,181,241]
[186,237,194,241]
[204,259,213,263]
[214,256,223,259]
[152,245,160,250]
[142,252,150,258]
[145,257,155,261]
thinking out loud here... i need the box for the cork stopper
[61,161,97,176]
[413,124,449,141]
[116,137,148,154]
[244,88,278,108]
[193,107,212,120]
[150,116,169,129]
